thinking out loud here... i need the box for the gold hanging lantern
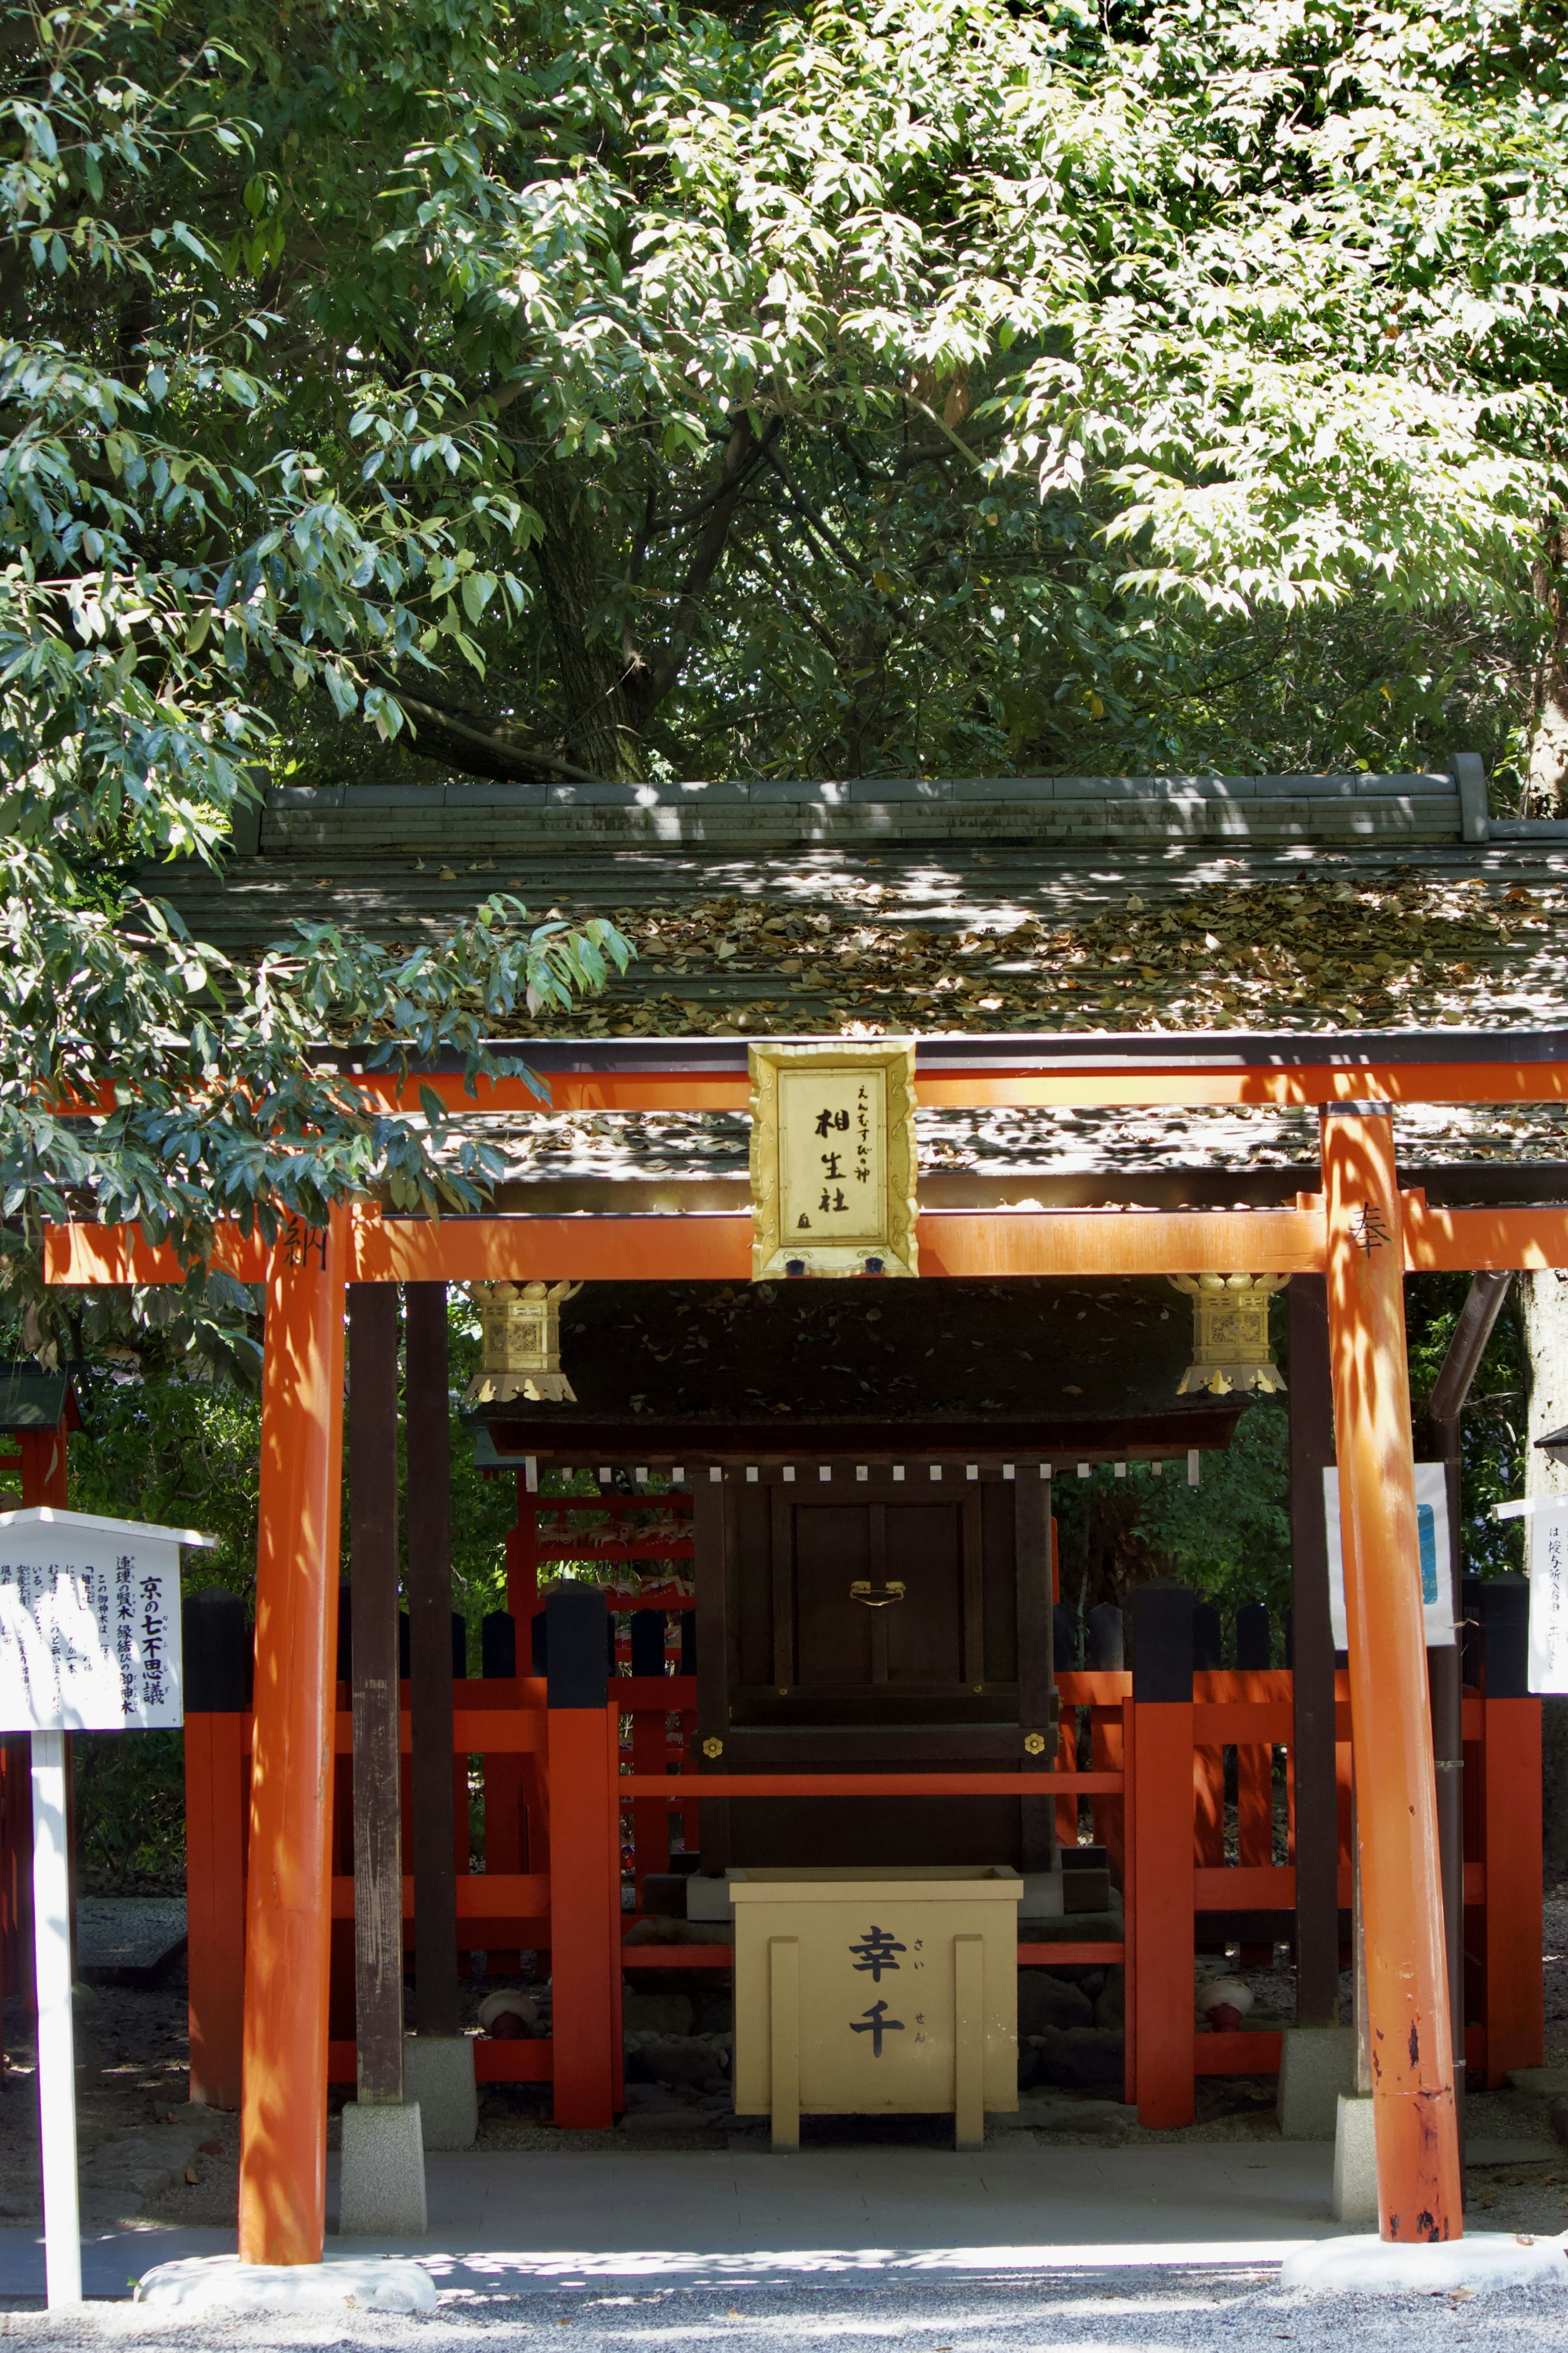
[1168,1273,1288,1397]
[463,1281,582,1404]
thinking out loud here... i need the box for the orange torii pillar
[1321,1108,1461,2242]
[238,1213,348,2265]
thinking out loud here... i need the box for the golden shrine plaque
[748,1039,918,1280]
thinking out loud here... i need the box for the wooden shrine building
[25,761,1568,2265]
[476,1276,1243,1881]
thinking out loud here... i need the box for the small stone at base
[134,2255,437,2313]
[1281,2233,1568,2296]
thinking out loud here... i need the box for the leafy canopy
[149,0,1564,785]
[5,0,1568,1356]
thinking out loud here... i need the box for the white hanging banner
[1322,1464,1454,1649]
[0,1507,212,1734]
[1522,1500,1568,1695]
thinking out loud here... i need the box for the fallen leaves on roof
[427,875,1565,1038]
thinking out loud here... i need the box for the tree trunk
[1521,1270,1568,1879]
[1528,522,1568,816]
[530,469,639,781]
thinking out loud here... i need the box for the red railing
[184,1653,1541,2123]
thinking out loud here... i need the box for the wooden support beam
[1288,1276,1340,2029]
[319,1045,1568,1117]
[692,1474,730,1877]
[1014,1476,1055,1873]
[1128,1585,1196,2130]
[238,1211,347,2267]
[18,1426,67,1508]
[348,1284,405,2102]
[546,1587,620,2128]
[1476,1583,1544,2087]
[43,1196,1568,1292]
[405,1282,459,2039]
[1426,1272,1512,2105]
[183,1589,249,2111]
[1322,1107,1461,2243]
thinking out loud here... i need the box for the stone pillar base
[135,2255,434,2312]
[1332,2091,1378,2224]
[1277,2025,1356,2140]
[339,2100,428,2237]
[403,2034,478,2150]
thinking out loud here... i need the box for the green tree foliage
[17,0,1543,801]
[0,0,632,1359]
[10,0,1567,862]
[1052,1277,1525,1656]
[1406,1271,1526,1576]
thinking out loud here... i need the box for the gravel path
[3,2266,1568,2353]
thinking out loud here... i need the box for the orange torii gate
[42,1028,1568,2262]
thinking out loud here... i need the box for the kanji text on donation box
[0,1510,187,1732]
[730,1866,1021,2145]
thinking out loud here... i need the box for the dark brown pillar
[1426,1269,1513,2103]
[1289,1273,1340,2026]
[692,1471,730,1877]
[1015,1473,1056,1871]
[349,1283,405,2101]
[405,1282,459,2036]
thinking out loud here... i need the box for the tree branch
[373,677,613,784]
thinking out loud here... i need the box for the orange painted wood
[1194,2031,1283,2076]
[621,1677,696,1707]
[1056,1673,1132,1703]
[45,1196,1568,1288]
[1238,1740,1274,1881]
[1192,1703,1293,1742]
[1194,1867,1295,1909]
[18,1426,67,1507]
[631,1706,672,1899]
[238,1210,348,2268]
[1480,1697,1544,2086]
[1130,1700,1196,2129]
[474,2040,552,2082]
[910,1063,1568,1112]
[185,1713,247,2112]
[548,1702,621,2128]
[325,1055,1568,1115]
[1402,1198,1568,1273]
[1018,1942,1125,1965]
[1323,1109,1461,2242]
[1194,1671,1294,1701]
[919,1209,1325,1277]
[1194,1744,1224,1868]
[1054,1714,1078,1848]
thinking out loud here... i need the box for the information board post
[0,1505,213,2310]
[31,1729,80,2307]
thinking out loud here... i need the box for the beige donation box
[731,1867,1022,2150]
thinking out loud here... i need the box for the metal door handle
[849,1580,906,1608]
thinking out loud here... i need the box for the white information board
[1323,1463,1454,1648]
[0,1506,214,2311]
[0,1507,211,1733]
